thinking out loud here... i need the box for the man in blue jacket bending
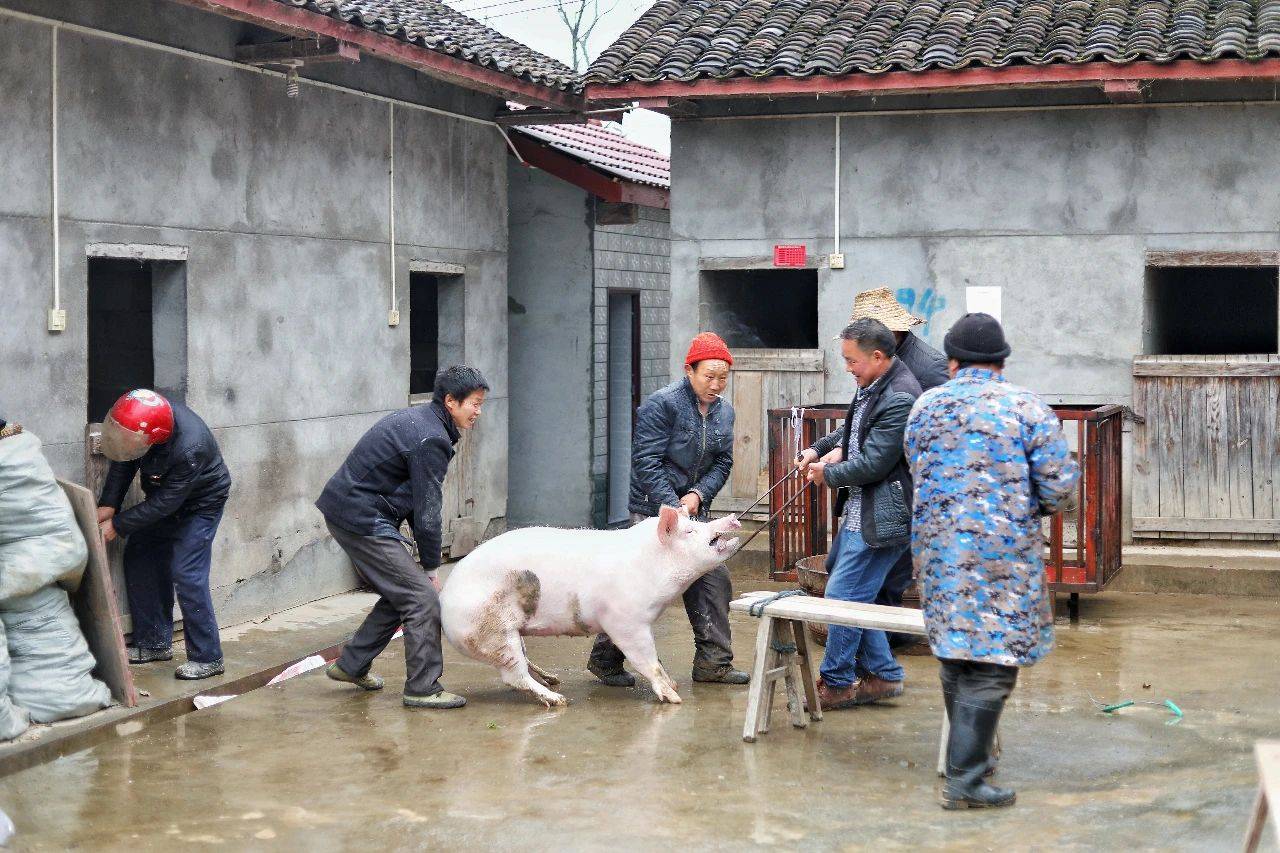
[317,365,488,710]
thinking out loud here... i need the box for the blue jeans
[123,510,224,663]
[819,528,907,688]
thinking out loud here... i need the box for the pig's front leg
[605,623,681,704]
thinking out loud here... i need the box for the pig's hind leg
[496,633,569,707]
[605,623,681,704]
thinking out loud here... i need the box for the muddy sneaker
[128,646,174,664]
[588,662,636,688]
[854,674,904,705]
[175,660,225,680]
[325,662,385,691]
[692,663,750,685]
[403,691,466,709]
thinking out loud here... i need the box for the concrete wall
[507,160,672,528]
[506,163,594,528]
[670,105,1280,405]
[2,1,509,626]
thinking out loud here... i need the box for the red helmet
[101,390,174,462]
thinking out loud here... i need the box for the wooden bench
[732,590,951,775]
[1243,741,1280,852]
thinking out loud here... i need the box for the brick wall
[590,204,672,526]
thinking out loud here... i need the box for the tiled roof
[585,0,1280,84]
[275,1,576,90]
[514,121,671,187]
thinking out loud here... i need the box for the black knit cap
[943,312,1012,362]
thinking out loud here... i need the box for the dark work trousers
[879,550,918,648]
[123,509,225,663]
[589,513,734,673]
[938,658,1019,704]
[328,521,444,697]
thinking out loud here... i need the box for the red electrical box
[773,244,806,267]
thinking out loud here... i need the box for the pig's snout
[713,515,743,532]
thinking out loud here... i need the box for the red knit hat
[685,332,733,368]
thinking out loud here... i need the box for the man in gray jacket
[848,288,947,649]
[798,319,922,710]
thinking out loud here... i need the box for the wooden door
[717,349,826,516]
[1132,355,1280,539]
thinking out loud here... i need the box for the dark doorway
[87,257,187,423]
[1145,265,1279,354]
[409,272,440,395]
[409,271,465,398]
[87,260,154,422]
[606,292,641,526]
[699,269,819,349]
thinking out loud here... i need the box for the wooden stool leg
[937,706,950,778]
[792,618,823,722]
[742,616,776,743]
[782,620,807,729]
[1243,785,1269,853]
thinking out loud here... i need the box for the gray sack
[2,586,112,723]
[0,621,30,741]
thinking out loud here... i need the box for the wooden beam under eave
[235,37,360,65]
[171,0,584,110]
[585,58,1280,104]
[508,134,669,209]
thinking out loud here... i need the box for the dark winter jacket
[99,402,231,536]
[315,400,459,571]
[629,378,734,519]
[896,332,949,392]
[811,358,922,548]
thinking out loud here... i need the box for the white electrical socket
[387,309,400,327]
[829,253,846,270]
[47,308,66,332]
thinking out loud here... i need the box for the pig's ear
[657,505,681,545]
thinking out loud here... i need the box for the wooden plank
[731,349,825,372]
[234,37,361,64]
[58,480,138,709]
[1157,378,1186,527]
[1130,376,1159,524]
[1133,361,1280,378]
[1145,250,1280,268]
[1229,380,1256,522]
[1132,516,1280,534]
[732,591,927,633]
[799,371,825,409]
[1205,377,1232,539]
[730,371,764,502]
[1180,377,1211,526]
[1273,378,1280,525]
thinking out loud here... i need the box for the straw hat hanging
[848,287,924,332]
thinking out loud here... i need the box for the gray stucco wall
[2,1,509,626]
[507,159,671,528]
[670,105,1280,405]
[506,163,594,528]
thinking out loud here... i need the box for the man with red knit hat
[588,332,750,687]
[96,390,232,680]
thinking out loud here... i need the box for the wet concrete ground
[2,582,1277,851]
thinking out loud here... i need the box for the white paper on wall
[965,286,1002,322]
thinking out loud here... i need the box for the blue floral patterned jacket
[904,368,1080,667]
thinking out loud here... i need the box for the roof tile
[586,0,1280,84]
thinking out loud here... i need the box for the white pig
[440,505,742,707]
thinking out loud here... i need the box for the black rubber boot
[942,683,998,780]
[940,699,1016,810]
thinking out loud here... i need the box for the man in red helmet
[96,390,232,680]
